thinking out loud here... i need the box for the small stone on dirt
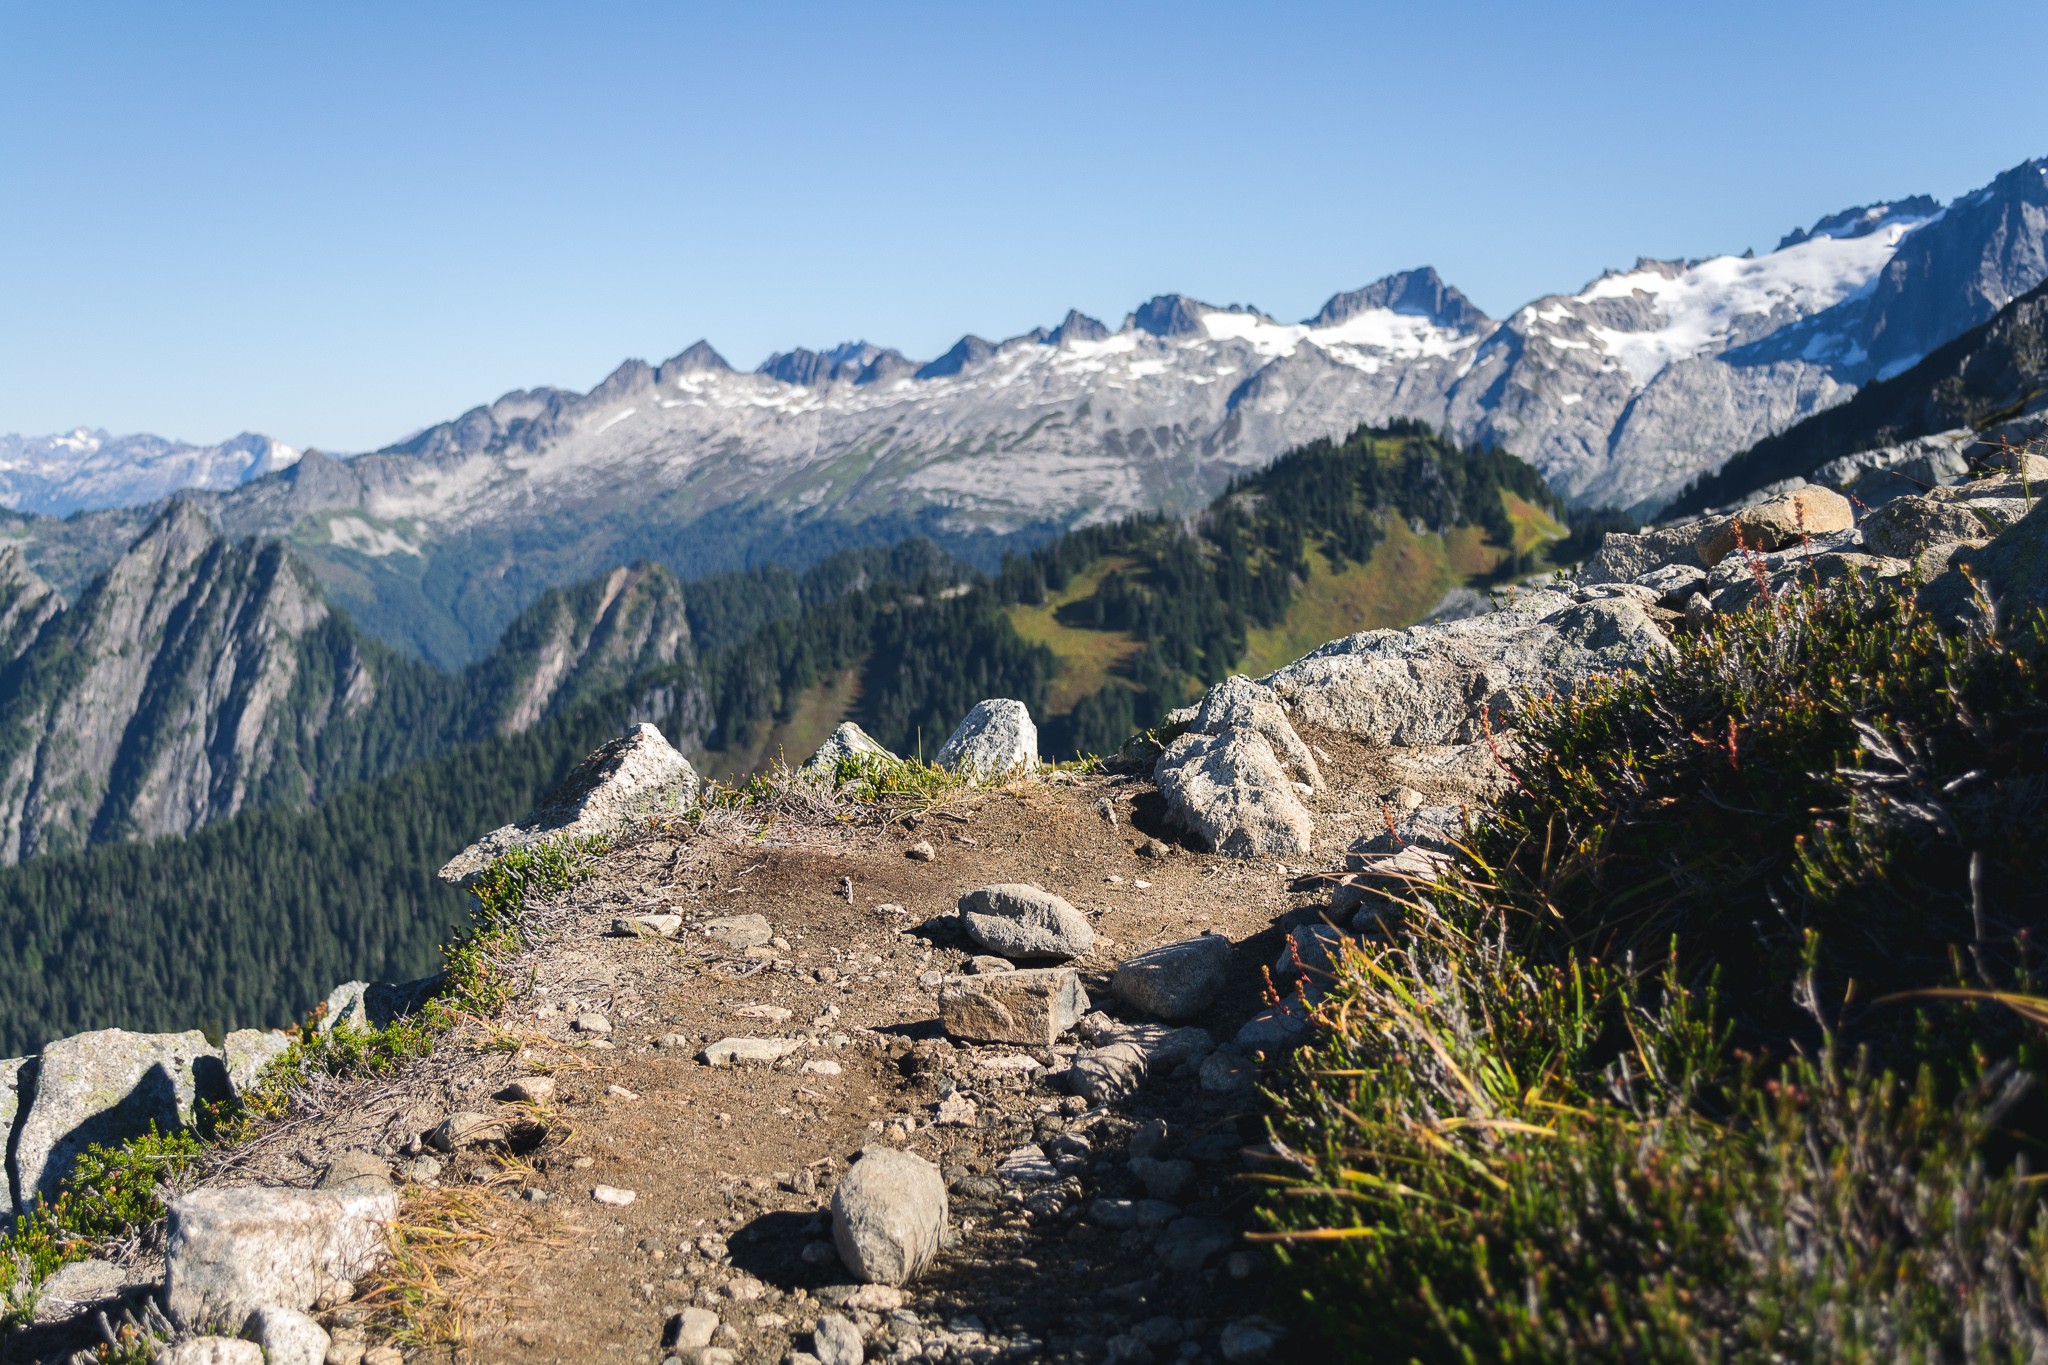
[1138,839,1170,859]
[316,1151,392,1192]
[906,841,936,861]
[938,967,1089,1046]
[702,1037,806,1067]
[1219,1316,1285,1361]
[934,1094,978,1126]
[571,1013,612,1035]
[998,1144,1058,1183]
[498,1076,554,1103]
[831,1147,948,1286]
[700,914,773,949]
[664,1306,720,1351]
[812,1313,864,1365]
[956,884,1095,960]
[592,1185,637,1206]
[732,1004,792,1022]
[428,1112,506,1152]
[801,1058,842,1076]
[1111,934,1232,1021]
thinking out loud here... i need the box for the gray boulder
[13,1028,229,1212]
[934,699,1038,780]
[315,976,441,1036]
[438,723,698,888]
[799,721,894,780]
[957,884,1094,960]
[938,967,1089,1045]
[222,1028,293,1097]
[243,1306,331,1365]
[1923,496,2048,624]
[165,1184,399,1330]
[1859,491,1995,559]
[1190,676,1322,791]
[1153,727,1313,857]
[1575,522,1701,586]
[831,1148,948,1286]
[1064,1024,1213,1105]
[1262,591,1669,748]
[1696,486,1855,566]
[1111,935,1233,1022]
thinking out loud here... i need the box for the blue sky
[2,1,2043,452]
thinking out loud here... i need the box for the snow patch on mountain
[0,430,303,518]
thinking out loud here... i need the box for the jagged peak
[758,342,909,387]
[1129,295,1215,338]
[656,341,732,382]
[1309,268,1491,332]
[1047,310,1110,346]
[915,335,995,380]
[1776,196,1942,252]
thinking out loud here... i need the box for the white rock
[956,883,1094,960]
[800,722,895,779]
[701,1037,806,1067]
[243,1305,330,1365]
[614,913,683,937]
[666,1305,720,1350]
[14,1028,225,1212]
[1262,592,1669,748]
[1153,728,1313,858]
[1111,935,1233,1021]
[699,914,773,949]
[934,699,1038,780]
[812,1312,864,1365]
[165,1185,399,1331]
[438,723,698,888]
[1191,676,1323,791]
[938,968,1089,1046]
[831,1147,947,1286]
[592,1185,637,1206]
[153,1338,264,1365]
[221,1029,294,1097]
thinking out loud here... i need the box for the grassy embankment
[1256,570,2048,1360]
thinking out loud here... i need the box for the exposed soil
[31,727,1503,1365]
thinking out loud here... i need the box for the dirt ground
[40,727,1502,1365]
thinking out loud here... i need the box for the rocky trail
[5,452,2045,1365]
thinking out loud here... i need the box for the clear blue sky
[2,1,2043,452]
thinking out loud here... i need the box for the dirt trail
[215,730,1484,1365]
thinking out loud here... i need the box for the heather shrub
[1261,573,2048,1361]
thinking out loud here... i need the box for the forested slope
[0,424,1563,1053]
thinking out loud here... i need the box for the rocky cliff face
[0,506,710,865]
[478,562,697,735]
[0,502,371,862]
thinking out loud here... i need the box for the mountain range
[4,158,2045,670]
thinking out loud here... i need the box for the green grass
[693,664,868,782]
[1238,521,1462,675]
[1004,558,1147,715]
[1259,572,2048,1360]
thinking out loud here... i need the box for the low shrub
[1261,571,2048,1360]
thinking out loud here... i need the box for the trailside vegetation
[1258,573,2048,1359]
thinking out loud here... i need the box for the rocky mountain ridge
[12,157,2046,667]
[0,430,301,519]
